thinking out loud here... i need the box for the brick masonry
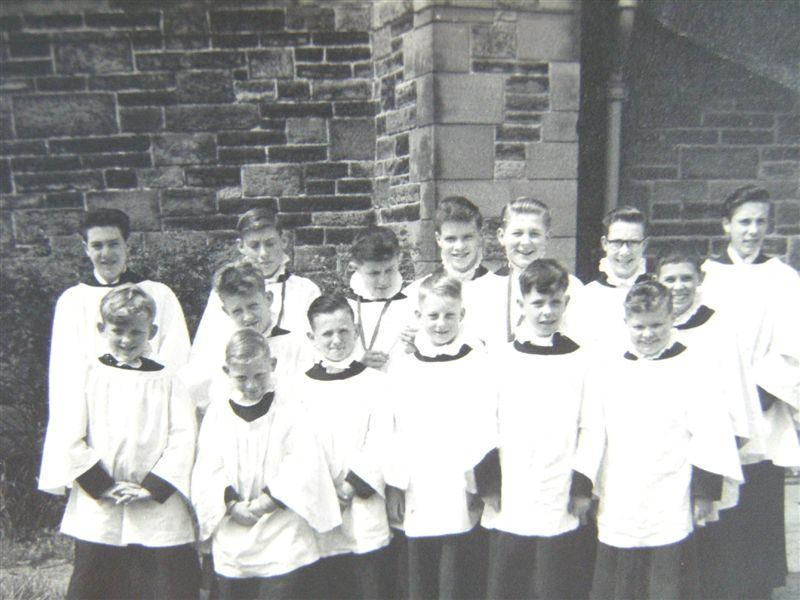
[620,15,800,269]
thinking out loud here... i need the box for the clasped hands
[228,493,280,526]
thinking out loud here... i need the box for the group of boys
[39,185,798,600]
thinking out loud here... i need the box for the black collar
[98,353,164,371]
[675,305,715,330]
[709,252,770,265]
[513,333,580,355]
[272,271,292,284]
[414,344,472,362]
[348,290,407,303]
[624,342,687,361]
[471,264,489,280]
[594,271,652,289]
[306,361,368,381]
[268,325,291,338]
[495,265,511,277]
[229,392,274,422]
[83,269,145,287]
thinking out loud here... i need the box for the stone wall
[619,14,800,268]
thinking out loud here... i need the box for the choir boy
[384,272,496,599]
[569,206,651,352]
[191,329,341,599]
[697,185,800,599]
[40,284,199,599]
[571,281,743,599]
[481,259,589,599]
[346,226,414,370]
[484,197,583,347]
[40,208,190,495]
[190,207,320,382]
[402,196,501,345]
[182,261,313,412]
[288,294,392,599]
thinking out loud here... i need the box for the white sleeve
[149,378,197,499]
[572,369,607,487]
[190,405,229,541]
[151,285,190,369]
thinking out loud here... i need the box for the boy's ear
[148,323,158,341]
[279,230,290,248]
[96,321,105,334]
[235,237,244,254]
[264,290,274,304]
[516,297,524,309]
[269,357,277,371]
[82,241,90,258]
[564,294,571,308]
[459,307,466,322]
[496,227,505,243]
[434,230,443,248]
[306,330,315,343]
[222,365,229,375]
[414,309,421,321]
[600,235,609,253]
[721,218,732,236]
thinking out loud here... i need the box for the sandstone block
[550,62,580,111]
[86,190,160,230]
[542,112,578,142]
[434,73,503,124]
[471,22,516,58]
[527,142,578,179]
[249,49,294,79]
[13,93,117,138]
[242,164,304,197]
[681,147,759,179]
[153,133,216,165]
[160,188,217,216]
[435,125,494,179]
[177,70,234,103]
[287,118,328,144]
[55,38,133,74]
[12,208,83,243]
[518,13,579,61]
[165,104,260,132]
[330,119,375,161]
[137,167,185,188]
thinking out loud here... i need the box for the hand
[361,350,389,369]
[568,496,593,525]
[400,326,418,354]
[386,486,405,526]
[693,497,713,527]
[482,494,501,512]
[337,481,355,508]
[248,493,278,517]
[103,482,150,505]
[229,501,259,527]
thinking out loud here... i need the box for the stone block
[234,80,277,102]
[433,73,503,124]
[13,93,117,138]
[12,208,84,244]
[55,39,133,74]
[721,130,775,145]
[651,181,707,205]
[330,119,375,161]
[335,4,371,31]
[269,146,327,163]
[495,161,526,179]
[177,71,234,103]
[164,9,209,50]
[409,126,434,183]
[287,118,328,144]
[312,80,372,102]
[542,112,578,142]
[249,49,294,79]
[210,9,285,33]
[153,133,216,165]
[242,164,304,197]
[137,167,184,188]
[160,188,217,216]
[518,13,579,61]
[86,190,160,230]
[165,105,259,132]
[13,170,103,193]
[681,147,759,179]
[435,125,494,180]
[550,62,580,111]
[296,65,351,79]
[472,22,516,59]
[117,91,177,107]
[120,107,164,133]
[186,166,241,187]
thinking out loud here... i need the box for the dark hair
[213,261,266,298]
[722,185,771,220]
[350,226,400,264]
[82,208,130,241]
[603,206,647,237]
[307,294,355,328]
[237,206,281,235]
[624,280,672,316]
[434,196,483,232]
[519,259,569,297]
[654,247,704,275]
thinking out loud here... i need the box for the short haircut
[434,196,483,232]
[100,283,156,325]
[350,226,400,264]
[603,206,647,237]
[225,328,271,364]
[519,259,569,297]
[213,261,266,299]
[722,185,771,220]
[624,280,673,316]
[418,271,462,305]
[307,293,355,328]
[237,207,281,235]
[654,247,704,276]
[82,208,130,241]
[499,196,551,229]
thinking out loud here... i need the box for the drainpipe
[605,0,638,213]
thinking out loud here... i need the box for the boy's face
[518,288,569,337]
[625,305,673,357]
[307,308,359,363]
[435,221,481,273]
[723,201,769,259]
[354,257,400,298]
[497,213,548,271]
[601,221,646,279]
[657,262,703,316]
[83,226,128,283]
[221,290,273,334]
[416,293,464,346]
[224,356,272,402]
[97,313,157,364]
[237,227,286,278]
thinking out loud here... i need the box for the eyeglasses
[606,239,645,250]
